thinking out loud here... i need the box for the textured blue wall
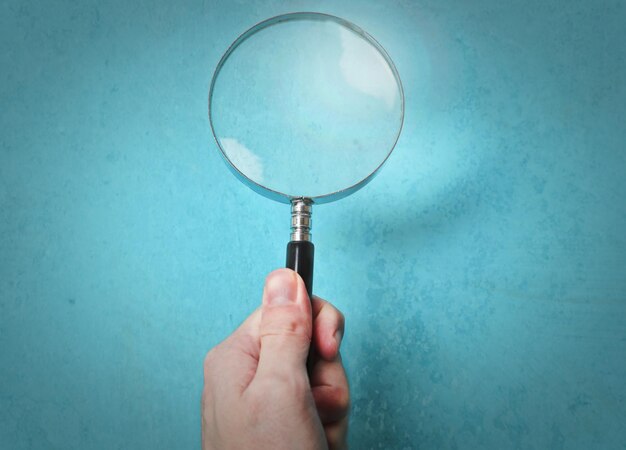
[1,0,625,449]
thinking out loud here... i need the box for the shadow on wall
[340,148,511,447]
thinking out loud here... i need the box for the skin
[202,269,350,450]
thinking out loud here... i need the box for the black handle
[286,240,316,374]
[286,241,314,299]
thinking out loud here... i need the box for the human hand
[202,269,349,450]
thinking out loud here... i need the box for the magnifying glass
[209,12,404,299]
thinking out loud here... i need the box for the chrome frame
[208,11,405,205]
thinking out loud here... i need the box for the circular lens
[209,13,404,202]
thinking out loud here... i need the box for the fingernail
[264,270,298,306]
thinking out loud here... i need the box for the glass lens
[210,15,403,200]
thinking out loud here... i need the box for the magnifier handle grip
[285,241,314,299]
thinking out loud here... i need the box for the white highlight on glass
[220,137,264,182]
[339,28,398,109]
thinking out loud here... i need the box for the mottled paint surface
[1,0,625,449]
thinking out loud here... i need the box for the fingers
[310,354,350,423]
[254,269,312,382]
[312,296,345,361]
[325,418,349,450]
[310,301,349,446]
[204,273,348,406]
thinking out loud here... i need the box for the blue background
[1,0,625,449]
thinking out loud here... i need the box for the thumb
[255,268,312,382]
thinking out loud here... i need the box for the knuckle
[335,385,350,414]
[203,346,223,380]
[323,302,345,328]
[262,310,310,337]
[336,309,345,328]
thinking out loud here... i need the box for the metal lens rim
[208,11,405,205]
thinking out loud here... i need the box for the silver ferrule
[290,198,313,242]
